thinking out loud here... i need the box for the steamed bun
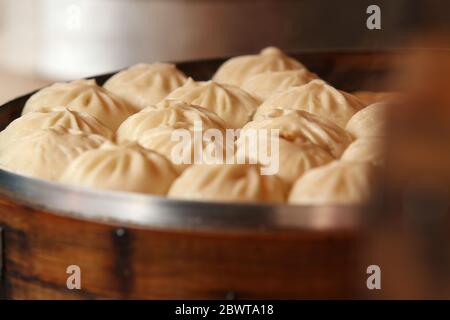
[22,79,139,130]
[345,102,388,138]
[0,108,113,147]
[242,109,353,158]
[60,143,177,195]
[255,80,364,127]
[242,69,318,100]
[236,134,334,185]
[289,161,377,205]
[164,79,260,128]
[341,137,385,167]
[136,127,233,174]
[168,163,287,203]
[117,100,230,173]
[103,63,187,109]
[213,47,304,86]
[0,127,108,180]
[117,100,226,142]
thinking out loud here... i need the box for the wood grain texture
[0,194,362,299]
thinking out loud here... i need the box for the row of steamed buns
[0,47,397,205]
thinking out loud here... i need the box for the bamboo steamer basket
[0,51,394,299]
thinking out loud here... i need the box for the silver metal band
[0,168,361,231]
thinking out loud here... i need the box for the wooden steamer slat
[0,194,362,299]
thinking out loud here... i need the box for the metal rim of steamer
[0,168,362,231]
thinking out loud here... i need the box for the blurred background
[0,0,449,103]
